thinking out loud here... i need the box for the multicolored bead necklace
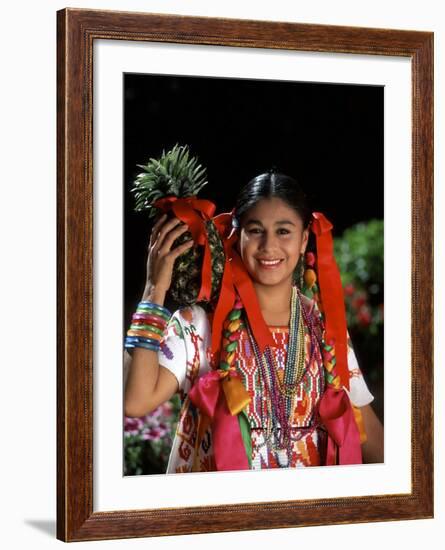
[244,286,310,466]
[217,286,327,468]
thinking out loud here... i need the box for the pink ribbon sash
[189,370,250,471]
[318,387,363,465]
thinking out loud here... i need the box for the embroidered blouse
[158,296,374,473]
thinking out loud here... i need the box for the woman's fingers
[166,239,194,261]
[148,213,167,248]
[158,223,191,255]
[150,216,183,252]
[145,214,194,292]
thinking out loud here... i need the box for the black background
[124,73,383,322]
[123,72,384,423]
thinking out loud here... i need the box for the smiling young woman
[236,195,309,327]
[124,169,383,471]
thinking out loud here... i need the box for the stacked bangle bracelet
[124,301,172,353]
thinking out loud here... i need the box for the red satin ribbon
[179,206,357,470]
[311,212,350,391]
[188,370,250,471]
[187,210,275,471]
[208,211,275,364]
[209,212,237,361]
[154,196,215,301]
[317,387,363,465]
[231,250,276,354]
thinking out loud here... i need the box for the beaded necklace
[244,286,323,467]
[218,286,326,468]
[244,286,298,464]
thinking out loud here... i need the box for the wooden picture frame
[57,8,433,542]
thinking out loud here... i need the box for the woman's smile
[256,257,285,269]
[238,196,309,287]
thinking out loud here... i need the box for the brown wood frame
[57,7,434,542]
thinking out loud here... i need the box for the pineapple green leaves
[130,143,225,307]
[131,143,208,218]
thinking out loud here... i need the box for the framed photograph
[122,66,386,479]
[57,8,433,542]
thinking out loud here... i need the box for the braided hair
[220,169,340,386]
[218,169,313,369]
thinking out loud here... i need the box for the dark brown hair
[232,169,311,230]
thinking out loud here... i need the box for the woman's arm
[124,214,193,417]
[124,285,180,417]
[124,347,179,417]
[360,404,384,463]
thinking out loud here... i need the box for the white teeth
[258,259,282,266]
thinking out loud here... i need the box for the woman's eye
[247,228,290,235]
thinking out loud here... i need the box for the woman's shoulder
[171,303,211,332]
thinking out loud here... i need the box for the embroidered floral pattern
[160,341,174,360]
[159,301,374,474]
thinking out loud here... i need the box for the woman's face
[237,197,309,288]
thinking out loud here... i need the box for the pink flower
[357,307,372,326]
[141,426,168,441]
[352,292,367,309]
[344,283,355,296]
[147,407,162,420]
[124,416,144,436]
[160,402,173,415]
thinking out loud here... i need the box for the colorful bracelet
[128,323,164,336]
[124,335,162,352]
[124,340,160,353]
[124,300,172,353]
[137,301,171,321]
[131,314,166,331]
[126,330,161,341]
[133,314,169,330]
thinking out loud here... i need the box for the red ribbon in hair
[311,212,350,391]
[310,212,362,465]
[187,210,275,470]
[169,204,361,469]
[153,196,215,301]
[208,211,276,365]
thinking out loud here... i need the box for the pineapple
[131,144,225,309]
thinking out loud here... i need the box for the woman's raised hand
[142,214,194,302]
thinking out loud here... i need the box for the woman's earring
[303,252,317,292]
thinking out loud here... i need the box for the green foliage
[334,219,383,287]
[334,219,384,336]
[333,219,384,392]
